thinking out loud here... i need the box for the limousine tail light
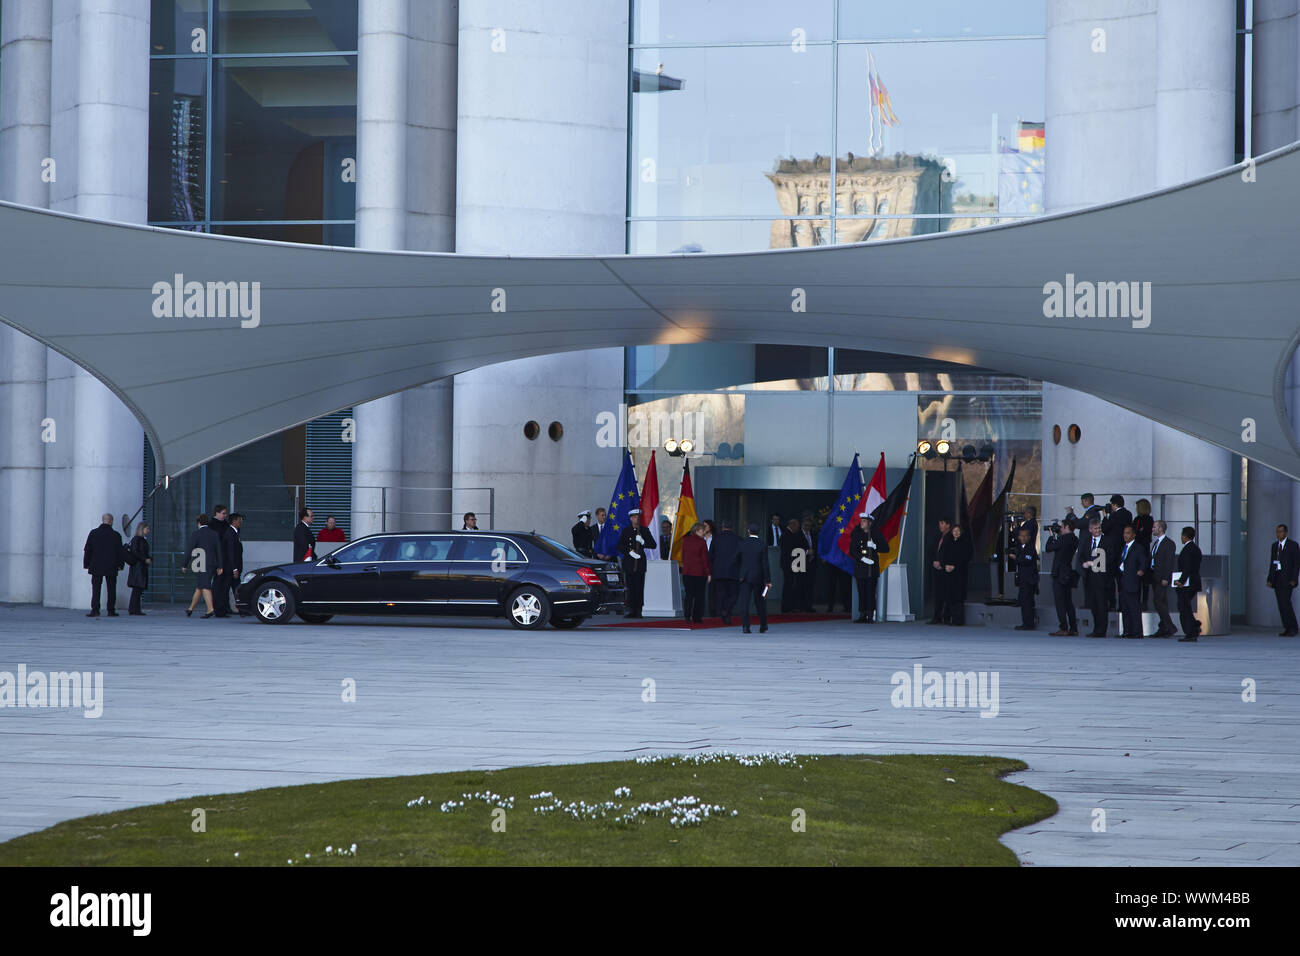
[576,567,601,587]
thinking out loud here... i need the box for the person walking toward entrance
[185,514,224,619]
[293,508,315,563]
[681,522,711,625]
[736,524,770,634]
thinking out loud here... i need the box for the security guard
[848,512,889,623]
[571,510,593,557]
[618,508,656,618]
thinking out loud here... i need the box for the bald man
[83,513,125,617]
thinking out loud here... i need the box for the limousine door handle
[361,565,380,572]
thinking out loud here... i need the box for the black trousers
[1150,581,1174,633]
[1275,585,1297,632]
[1084,574,1109,635]
[1120,589,1142,635]
[1052,578,1076,630]
[944,573,966,625]
[713,578,738,618]
[931,569,949,622]
[737,581,768,629]
[1017,583,1036,627]
[1177,588,1200,636]
[214,573,235,616]
[625,569,646,614]
[683,575,707,622]
[799,567,816,611]
[90,572,117,613]
[781,569,802,612]
[855,575,878,619]
[128,586,145,614]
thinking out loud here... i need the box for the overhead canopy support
[1,142,1298,480]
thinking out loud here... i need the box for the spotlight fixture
[664,438,679,454]
[679,438,694,454]
[936,439,951,456]
[962,444,978,462]
[917,440,932,456]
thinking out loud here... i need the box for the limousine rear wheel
[254,582,295,624]
[507,586,550,630]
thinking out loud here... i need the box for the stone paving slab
[0,605,1297,864]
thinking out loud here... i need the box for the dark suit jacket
[930,530,953,571]
[1177,541,1203,593]
[778,528,807,574]
[1013,541,1038,587]
[83,524,125,575]
[571,521,593,556]
[767,523,783,548]
[709,530,741,580]
[1117,540,1149,593]
[1267,538,1300,587]
[293,521,316,563]
[737,535,770,585]
[1045,532,1078,583]
[1020,518,1040,553]
[187,524,224,576]
[1149,536,1176,583]
[618,523,655,573]
[1075,531,1106,577]
[227,526,243,576]
[126,535,150,588]
[849,526,889,580]
[1101,507,1134,566]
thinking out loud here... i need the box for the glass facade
[627,0,1046,516]
[145,0,358,600]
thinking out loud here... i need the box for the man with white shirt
[1148,520,1177,637]
[591,507,615,561]
[1266,523,1300,636]
[1077,517,1110,637]
[1117,525,1149,638]
[618,508,656,619]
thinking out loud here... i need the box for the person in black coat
[1018,506,1040,556]
[928,517,953,624]
[944,523,974,625]
[708,520,742,624]
[1045,518,1079,635]
[126,523,151,615]
[849,512,889,623]
[1266,523,1300,636]
[1116,525,1149,637]
[227,513,246,615]
[1147,519,1177,636]
[83,513,125,616]
[571,511,593,557]
[735,524,771,634]
[778,519,805,613]
[293,507,316,563]
[208,505,235,617]
[617,509,655,618]
[1063,493,1104,536]
[1175,526,1203,641]
[1012,526,1039,630]
[1100,494,1133,610]
[1076,518,1110,637]
[185,513,224,618]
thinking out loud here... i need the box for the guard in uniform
[1013,526,1039,630]
[618,508,656,618]
[848,512,889,623]
[571,510,593,557]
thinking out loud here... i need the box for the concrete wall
[1043,0,1234,604]
[451,0,627,540]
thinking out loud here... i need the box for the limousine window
[458,536,523,562]
[528,535,588,562]
[329,539,386,563]
[392,536,455,561]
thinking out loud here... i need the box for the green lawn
[0,753,1056,866]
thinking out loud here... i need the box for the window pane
[211,55,357,222]
[633,0,833,44]
[149,58,207,222]
[835,40,1045,215]
[212,222,355,246]
[215,0,358,54]
[152,0,209,55]
[627,344,827,393]
[335,538,386,563]
[837,0,1045,41]
[630,45,833,218]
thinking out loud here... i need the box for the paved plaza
[1,604,1297,865]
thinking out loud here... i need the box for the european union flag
[595,449,640,558]
[817,453,864,575]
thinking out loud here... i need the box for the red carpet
[595,612,852,629]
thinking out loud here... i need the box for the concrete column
[453,0,626,538]
[1155,0,1235,187]
[351,0,458,535]
[43,0,147,608]
[0,0,52,603]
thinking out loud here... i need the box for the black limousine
[235,531,625,629]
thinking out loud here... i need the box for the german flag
[669,459,698,563]
[1018,121,1045,153]
[870,456,916,574]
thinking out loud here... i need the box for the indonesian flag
[862,452,888,520]
[670,459,698,563]
[642,451,662,560]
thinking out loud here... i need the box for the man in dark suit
[293,507,315,563]
[798,517,818,611]
[209,505,235,617]
[228,513,248,616]
[1147,520,1177,636]
[1100,494,1133,610]
[659,518,674,559]
[1012,526,1038,630]
[571,511,593,557]
[709,519,742,624]
[1063,493,1103,537]
[1266,523,1300,636]
[617,509,655,619]
[590,508,615,561]
[1077,518,1109,637]
[778,518,806,612]
[767,515,783,549]
[1045,518,1079,635]
[83,513,125,617]
[849,512,889,623]
[736,523,771,634]
[1018,506,1040,555]
[1117,525,1149,637]
[1176,526,1203,642]
[928,517,953,624]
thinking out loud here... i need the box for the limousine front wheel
[507,586,550,630]
[254,583,295,624]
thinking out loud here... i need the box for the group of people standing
[926,516,974,626]
[82,514,152,616]
[184,506,246,619]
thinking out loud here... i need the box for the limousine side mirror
[324,552,341,568]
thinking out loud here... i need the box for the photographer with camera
[1045,518,1079,635]
[1063,493,1104,536]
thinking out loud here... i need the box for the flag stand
[882,504,914,621]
